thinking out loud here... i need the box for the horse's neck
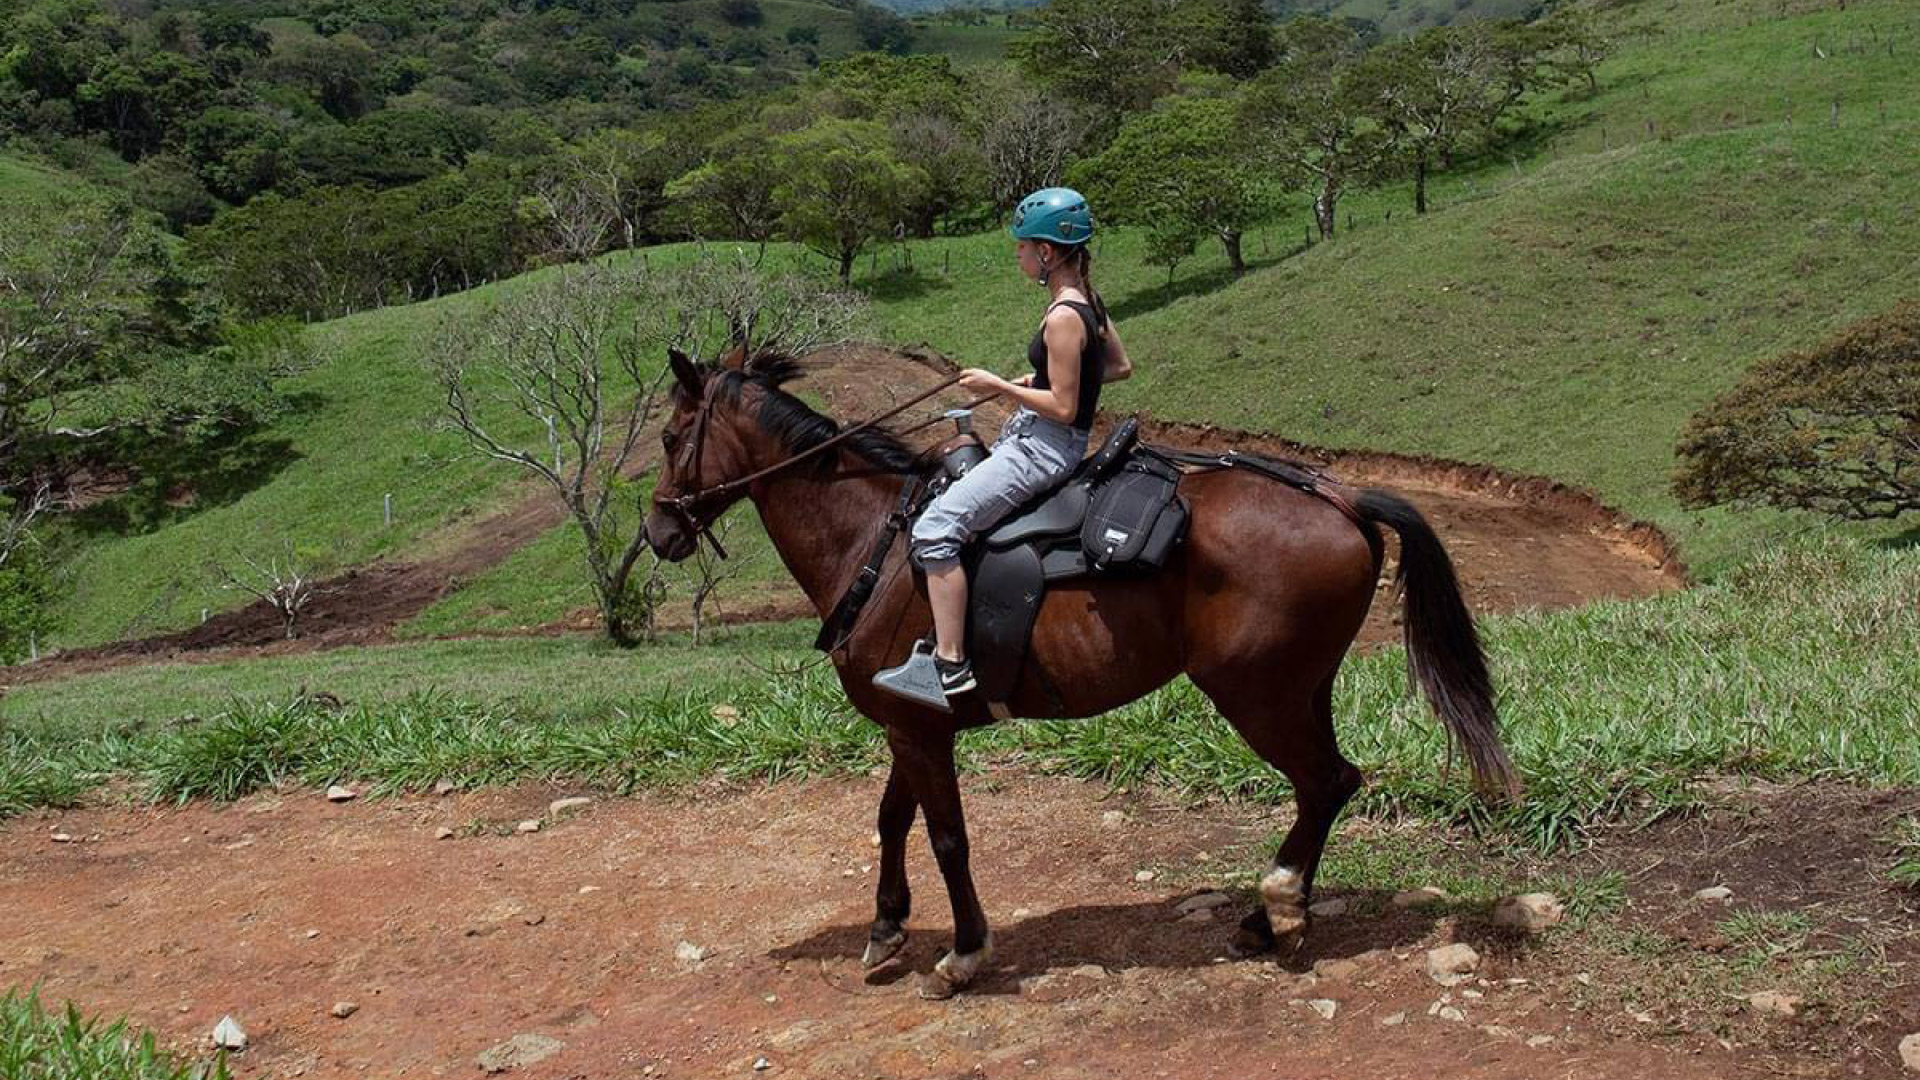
[750,454,913,616]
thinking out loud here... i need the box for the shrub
[1674,302,1920,521]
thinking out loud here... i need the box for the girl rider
[875,187,1133,705]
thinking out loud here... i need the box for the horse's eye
[662,430,679,452]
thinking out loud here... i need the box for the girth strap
[814,475,926,655]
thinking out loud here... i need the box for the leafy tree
[1015,0,1276,119]
[1,197,313,575]
[853,5,914,54]
[0,537,57,663]
[768,118,927,282]
[664,128,782,253]
[1071,92,1274,273]
[1241,17,1392,240]
[814,54,988,235]
[718,0,764,27]
[1675,303,1920,522]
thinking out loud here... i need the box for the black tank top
[1026,298,1106,431]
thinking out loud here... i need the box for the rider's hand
[958,368,1010,395]
[1011,373,1034,388]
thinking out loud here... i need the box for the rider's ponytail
[1074,244,1110,337]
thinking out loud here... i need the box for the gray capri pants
[910,407,1090,570]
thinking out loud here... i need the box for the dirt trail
[4,775,1875,1080]
[4,344,1680,685]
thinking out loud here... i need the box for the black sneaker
[934,655,976,696]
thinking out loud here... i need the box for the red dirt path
[0,776,1797,1080]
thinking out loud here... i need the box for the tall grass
[5,540,1912,849]
[0,988,228,1080]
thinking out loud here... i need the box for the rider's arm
[1100,319,1133,383]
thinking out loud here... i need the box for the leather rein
[658,372,980,559]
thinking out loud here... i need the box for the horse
[644,344,1516,997]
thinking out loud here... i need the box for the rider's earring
[1038,255,1051,285]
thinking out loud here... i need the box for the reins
[662,372,982,558]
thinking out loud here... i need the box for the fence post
[384,493,393,527]
[27,632,36,662]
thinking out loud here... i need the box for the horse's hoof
[921,935,992,997]
[1260,866,1310,939]
[863,929,907,969]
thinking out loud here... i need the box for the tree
[208,541,328,640]
[1071,92,1275,273]
[1015,0,1277,120]
[978,78,1088,211]
[664,128,783,255]
[427,256,867,645]
[768,118,927,282]
[1538,7,1612,96]
[1674,304,1920,522]
[1240,17,1392,241]
[1368,26,1490,216]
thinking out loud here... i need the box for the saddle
[918,414,1189,716]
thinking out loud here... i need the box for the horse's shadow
[770,891,1536,996]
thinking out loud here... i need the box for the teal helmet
[1010,187,1094,246]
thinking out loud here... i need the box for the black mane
[702,349,925,475]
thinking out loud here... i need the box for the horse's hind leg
[1199,671,1363,953]
[864,762,918,969]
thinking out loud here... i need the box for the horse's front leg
[885,728,991,998]
[864,761,917,968]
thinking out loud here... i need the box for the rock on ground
[1392,886,1448,908]
[1175,892,1233,915]
[211,1016,247,1049]
[330,1001,359,1019]
[548,797,592,818]
[1694,885,1734,902]
[1493,893,1565,934]
[1306,999,1338,1020]
[476,1034,565,1074]
[1744,990,1803,1019]
[675,940,712,964]
[325,785,356,803]
[515,819,541,834]
[1426,943,1481,986]
[1899,1033,1920,1072]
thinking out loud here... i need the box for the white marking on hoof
[1261,866,1309,938]
[927,933,993,995]
[863,929,907,969]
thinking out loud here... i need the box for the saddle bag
[1081,452,1187,571]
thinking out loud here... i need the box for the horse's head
[644,341,760,562]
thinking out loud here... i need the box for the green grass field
[7,0,1919,646]
[7,539,1913,849]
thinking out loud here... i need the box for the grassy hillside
[1274,0,1542,37]
[16,0,1920,649]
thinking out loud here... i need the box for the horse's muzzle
[644,508,698,562]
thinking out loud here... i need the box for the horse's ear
[718,340,748,371]
[668,348,703,396]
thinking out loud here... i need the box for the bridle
[655,371,979,559]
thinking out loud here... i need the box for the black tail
[1355,488,1519,801]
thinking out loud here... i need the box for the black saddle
[935,416,1189,716]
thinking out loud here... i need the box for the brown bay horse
[644,346,1516,996]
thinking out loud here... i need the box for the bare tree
[530,169,616,264]
[208,542,327,640]
[980,81,1090,210]
[682,517,763,645]
[427,256,866,646]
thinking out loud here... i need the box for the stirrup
[872,639,953,713]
